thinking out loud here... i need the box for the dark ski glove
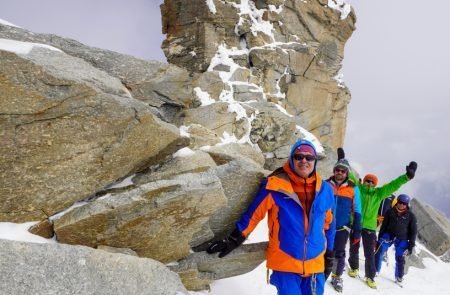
[406,245,414,256]
[324,249,335,279]
[406,161,418,179]
[206,228,245,258]
[337,147,345,161]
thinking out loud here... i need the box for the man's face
[334,167,348,182]
[364,178,376,187]
[292,152,316,178]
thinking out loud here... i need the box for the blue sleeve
[236,179,270,234]
[325,185,336,251]
[352,186,362,232]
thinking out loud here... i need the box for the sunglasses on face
[365,179,374,184]
[335,168,347,174]
[398,201,408,206]
[293,154,316,162]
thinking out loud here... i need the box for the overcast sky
[1,0,449,217]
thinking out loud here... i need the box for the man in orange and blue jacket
[207,139,336,295]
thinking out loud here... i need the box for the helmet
[397,194,411,205]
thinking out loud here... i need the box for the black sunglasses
[334,168,347,174]
[365,179,374,184]
[293,154,316,162]
[398,201,408,206]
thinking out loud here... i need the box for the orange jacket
[236,164,335,275]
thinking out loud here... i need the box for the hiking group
[207,139,418,295]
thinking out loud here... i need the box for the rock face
[170,242,267,291]
[0,239,187,295]
[0,0,357,291]
[161,0,356,149]
[0,47,181,222]
[411,198,450,256]
[54,170,227,263]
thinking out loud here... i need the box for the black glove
[324,249,335,279]
[406,161,418,179]
[337,148,345,161]
[406,245,414,256]
[206,228,245,258]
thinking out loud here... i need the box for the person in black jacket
[377,194,396,228]
[374,194,417,283]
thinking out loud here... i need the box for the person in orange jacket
[207,139,336,295]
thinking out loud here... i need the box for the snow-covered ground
[1,218,449,295]
[194,220,450,295]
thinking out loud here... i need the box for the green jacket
[349,173,409,230]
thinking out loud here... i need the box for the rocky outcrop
[161,0,356,149]
[0,24,194,122]
[0,47,181,222]
[0,0,357,291]
[411,198,450,256]
[170,242,267,291]
[54,170,227,263]
[0,239,187,295]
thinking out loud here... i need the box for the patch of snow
[49,200,89,221]
[232,0,275,40]
[268,5,283,14]
[273,103,292,117]
[179,125,191,138]
[328,0,352,20]
[227,102,248,121]
[264,152,275,159]
[107,174,135,189]
[190,50,197,56]
[296,125,325,154]
[173,147,196,158]
[0,222,56,244]
[0,18,19,28]
[334,72,346,88]
[206,0,217,14]
[194,87,216,106]
[0,38,62,55]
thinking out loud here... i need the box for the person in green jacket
[337,148,417,289]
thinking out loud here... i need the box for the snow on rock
[296,125,325,154]
[194,87,216,106]
[206,0,217,14]
[0,38,62,55]
[0,222,56,244]
[328,0,352,20]
[173,147,196,158]
[0,18,19,28]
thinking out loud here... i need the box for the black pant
[348,229,377,279]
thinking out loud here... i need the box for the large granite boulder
[54,170,227,263]
[0,23,194,122]
[0,46,181,222]
[411,198,450,256]
[170,242,267,291]
[0,239,187,295]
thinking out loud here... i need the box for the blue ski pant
[375,233,409,279]
[270,271,325,295]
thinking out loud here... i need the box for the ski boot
[366,277,377,289]
[331,274,343,292]
[347,268,358,278]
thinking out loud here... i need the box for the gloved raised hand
[324,249,335,279]
[406,161,418,179]
[337,147,345,161]
[206,228,245,258]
